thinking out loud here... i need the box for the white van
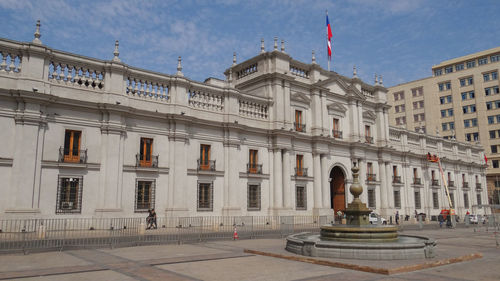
[369,212,387,224]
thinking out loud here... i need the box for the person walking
[150,208,157,229]
[395,211,399,225]
[438,214,444,228]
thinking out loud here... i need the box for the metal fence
[0,215,332,253]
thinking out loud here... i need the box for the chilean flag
[326,13,333,60]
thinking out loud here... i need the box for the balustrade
[365,136,374,144]
[239,99,268,119]
[393,176,401,183]
[236,63,257,79]
[366,173,377,182]
[126,77,170,101]
[413,178,421,185]
[0,51,22,74]
[448,181,454,187]
[188,89,224,112]
[432,179,439,186]
[463,182,469,188]
[48,62,104,90]
[289,65,309,78]
[198,159,216,171]
[294,122,306,132]
[58,147,87,164]
[295,167,308,177]
[247,163,263,174]
[332,130,343,139]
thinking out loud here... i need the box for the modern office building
[388,47,500,206]
[0,23,488,220]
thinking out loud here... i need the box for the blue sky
[0,0,499,87]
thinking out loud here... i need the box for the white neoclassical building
[0,24,489,221]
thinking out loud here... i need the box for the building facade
[388,47,500,207]
[0,28,488,221]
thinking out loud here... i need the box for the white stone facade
[0,33,488,221]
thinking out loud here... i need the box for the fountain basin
[286,231,436,260]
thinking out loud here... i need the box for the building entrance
[330,166,346,214]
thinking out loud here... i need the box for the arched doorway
[330,166,346,214]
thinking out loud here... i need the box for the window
[491,54,500,62]
[477,194,482,206]
[473,132,479,141]
[490,130,496,139]
[449,122,455,130]
[414,190,421,209]
[296,154,304,176]
[199,144,211,170]
[139,138,153,167]
[56,176,83,214]
[484,73,490,82]
[247,184,261,210]
[296,186,307,210]
[471,118,478,126]
[493,72,498,80]
[63,130,81,162]
[413,102,418,109]
[469,91,475,99]
[442,123,447,131]
[197,182,213,211]
[438,83,444,91]
[368,189,376,208]
[488,116,494,124]
[455,64,464,71]
[487,102,493,110]
[466,61,475,68]
[460,79,466,87]
[445,66,453,73]
[447,95,452,103]
[464,193,469,209]
[441,110,446,118]
[448,109,453,116]
[431,170,436,180]
[464,120,470,128]
[492,145,498,154]
[393,91,404,101]
[496,101,500,108]
[135,180,155,212]
[440,97,445,104]
[468,77,473,85]
[486,88,491,96]
[461,92,467,100]
[434,69,442,76]
[463,106,468,114]
[295,110,304,132]
[478,57,488,65]
[248,149,258,173]
[411,88,423,97]
[394,190,401,208]
[493,160,499,168]
[446,82,451,90]
[433,192,439,209]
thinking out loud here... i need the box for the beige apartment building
[388,47,500,206]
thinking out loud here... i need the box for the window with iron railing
[248,149,261,174]
[332,130,343,139]
[432,179,439,186]
[135,180,155,212]
[414,178,421,185]
[295,155,307,176]
[295,110,305,132]
[433,192,439,209]
[368,189,376,208]
[247,184,261,211]
[393,176,401,183]
[464,193,469,209]
[199,144,215,171]
[61,130,84,163]
[463,182,469,188]
[139,138,154,167]
[448,181,454,187]
[414,190,421,209]
[476,183,482,189]
[56,176,83,214]
[296,186,307,210]
[394,190,401,208]
[197,182,213,211]
[366,173,377,182]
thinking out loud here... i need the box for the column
[384,162,392,212]
[378,160,388,216]
[321,154,330,208]
[228,145,239,208]
[313,153,322,209]
[273,149,283,208]
[282,149,291,208]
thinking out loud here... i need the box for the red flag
[485,154,488,165]
[326,13,333,60]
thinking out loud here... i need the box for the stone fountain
[286,163,436,260]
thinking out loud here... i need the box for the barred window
[477,193,482,206]
[56,176,83,214]
[414,190,421,209]
[368,189,376,208]
[135,180,155,212]
[296,186,307,210]
[197,182,213,211]
[247,184,261,211]
[464,193,469,209]
[432,192,439,209]
[449,192,455,208]
[394,190,401,209]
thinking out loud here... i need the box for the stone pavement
[0,227,499,281]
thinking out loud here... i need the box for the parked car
[468,214,478,224]
[369,212,387,224]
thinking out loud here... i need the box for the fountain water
[286,163,436,260]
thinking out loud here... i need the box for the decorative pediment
[290,92,311,104]
[327,103,347,115]
[315,75,366,101]
[363,110,377,120]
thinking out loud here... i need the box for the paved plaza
[0,227,499,281]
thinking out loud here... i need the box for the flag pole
[327,10,329,71]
